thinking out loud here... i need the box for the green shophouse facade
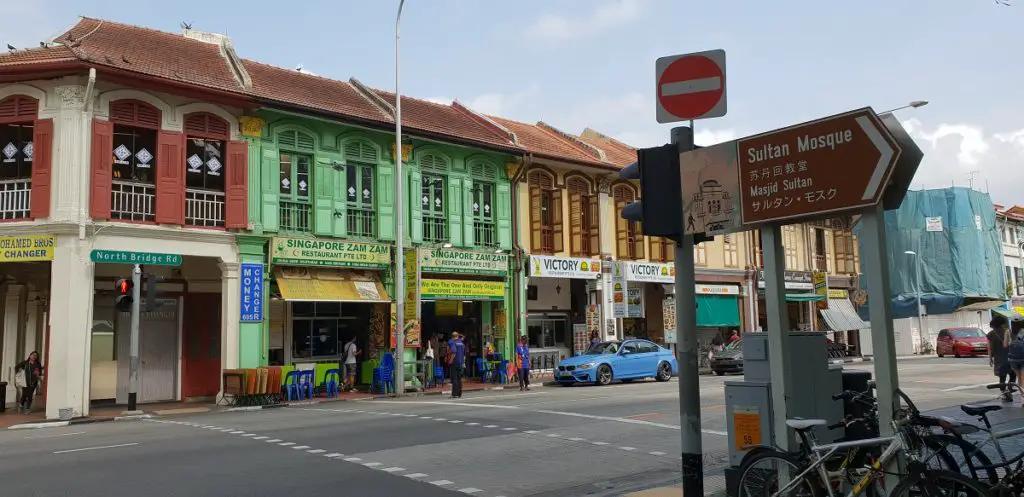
[235,109,518,371]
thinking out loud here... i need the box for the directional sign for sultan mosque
[737,108,901,224]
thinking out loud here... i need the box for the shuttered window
[650,237,674,263]
[613,184,643,260]
[471,161,500,248]
[420,153,448,243]
[278,129,315,233]
[0,95,45,220]
[834,229,856,274]
[107,100,162,222]
[344,140,377,238]
[566,175,598,257]
[723,234,739,268]
[183,112,231,228]
[528,170,561,254]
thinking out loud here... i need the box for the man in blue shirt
[447,331,466,399]
[516,335,530,391]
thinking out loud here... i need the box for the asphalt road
[0,356,1004,497]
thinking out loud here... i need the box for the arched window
[0,95,42,220]
[469,160,498,248]
[420,153,449,243]
[277,128,316,232]
[184,112,230,227]
[565,175,597,257]
[343,139,378,237]
[109,99,162,222]
[528,170,561,254]
[613,184,644,260]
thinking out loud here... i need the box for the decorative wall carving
[54,86,86,110]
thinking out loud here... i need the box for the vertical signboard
[612,262,627,318]
[239,263,264,322]
[813,270,828,310]
[404,249,421,348]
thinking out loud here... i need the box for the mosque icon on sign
[689,179,735,233]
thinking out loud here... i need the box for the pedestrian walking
[516,335,531,391]
[447,331,466,399]
[343,336,360,393]
[1007,321,1024,406]
[988,315,1015,402]
[14,351,43,413]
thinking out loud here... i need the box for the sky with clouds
[6,0,1023,205]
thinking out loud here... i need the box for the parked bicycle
[735,388,992,497]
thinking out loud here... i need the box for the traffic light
[144,273,164,312]
[619,127,714,244]
[115,278,134,312]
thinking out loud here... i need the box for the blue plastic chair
[296,370,315,400]
[284,371,301,401]
[324,368,341,398]
[433,365,445,388]
[496,360,509,384]
[475,357,489,382]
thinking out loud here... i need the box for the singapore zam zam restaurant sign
[530,255,601,279]
[738,108,899,224]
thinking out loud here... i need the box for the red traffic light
[115,278,133,295]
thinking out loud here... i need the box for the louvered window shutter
[224,140,249,229]
[89,119,114,220]
[30,119,53,219]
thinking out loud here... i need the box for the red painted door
[182,293,222,399]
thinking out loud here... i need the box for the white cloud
[424,96,452,105]
[526,0,647,41]
[465,84,541,117]
[903,118,1024,205]
[694,129,739,147]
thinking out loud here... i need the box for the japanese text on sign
[240,263,264,322]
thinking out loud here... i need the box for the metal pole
[393,0,407,396]
[762,226,795,450]
[921,252,929,352]
[672,125,703,496]
[128,264,141,412]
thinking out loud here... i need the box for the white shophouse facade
[0,76,246,420]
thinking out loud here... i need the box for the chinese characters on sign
[736,108,899,225]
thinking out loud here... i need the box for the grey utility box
[724,332,844,467]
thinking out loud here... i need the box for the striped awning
[819,298,869,331]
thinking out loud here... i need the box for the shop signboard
[623,262,675,283]
[529,255,601,279]
[757,270,813,291]
[0,235,55,262]
[270,236,391,269]
[663,297,677,343]
[626,287,644,318]
[403,249,421,347]
[419,248,508,276]
[813,271,828,309]
[420,279,505,301]
[828,288,849,299]
[239,263,264,322]
[612,262,626,318]
[696,284,740,295]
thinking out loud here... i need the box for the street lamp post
[879,100,929,115]
[905,250,927,353]
[393,0,407,395]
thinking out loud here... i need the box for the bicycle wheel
[888,468,992,497]
[736,448,823,497]
[921,433,999,484]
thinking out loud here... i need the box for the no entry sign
[655,49,727,123]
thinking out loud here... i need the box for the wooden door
[181,293,222,399]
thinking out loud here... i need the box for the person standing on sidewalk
[14,351,43,413]
[447,332,466,399]
[343,336,361,393]
[988,315,1015,402]
[516,335,531,391]
[1007,321,1024,406]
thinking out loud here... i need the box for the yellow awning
[274,267,390,303]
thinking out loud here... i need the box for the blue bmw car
[556,339,679,386]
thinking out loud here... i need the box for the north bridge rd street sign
[738,108,901,224]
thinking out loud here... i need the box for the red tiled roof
[369,89,518,150]
[243,61,391,125]
[0,45,78,67]
[578,128,637,167]
[489,116,606,167]
[55,18,244,94]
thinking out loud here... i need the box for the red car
[936,327,989,358]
